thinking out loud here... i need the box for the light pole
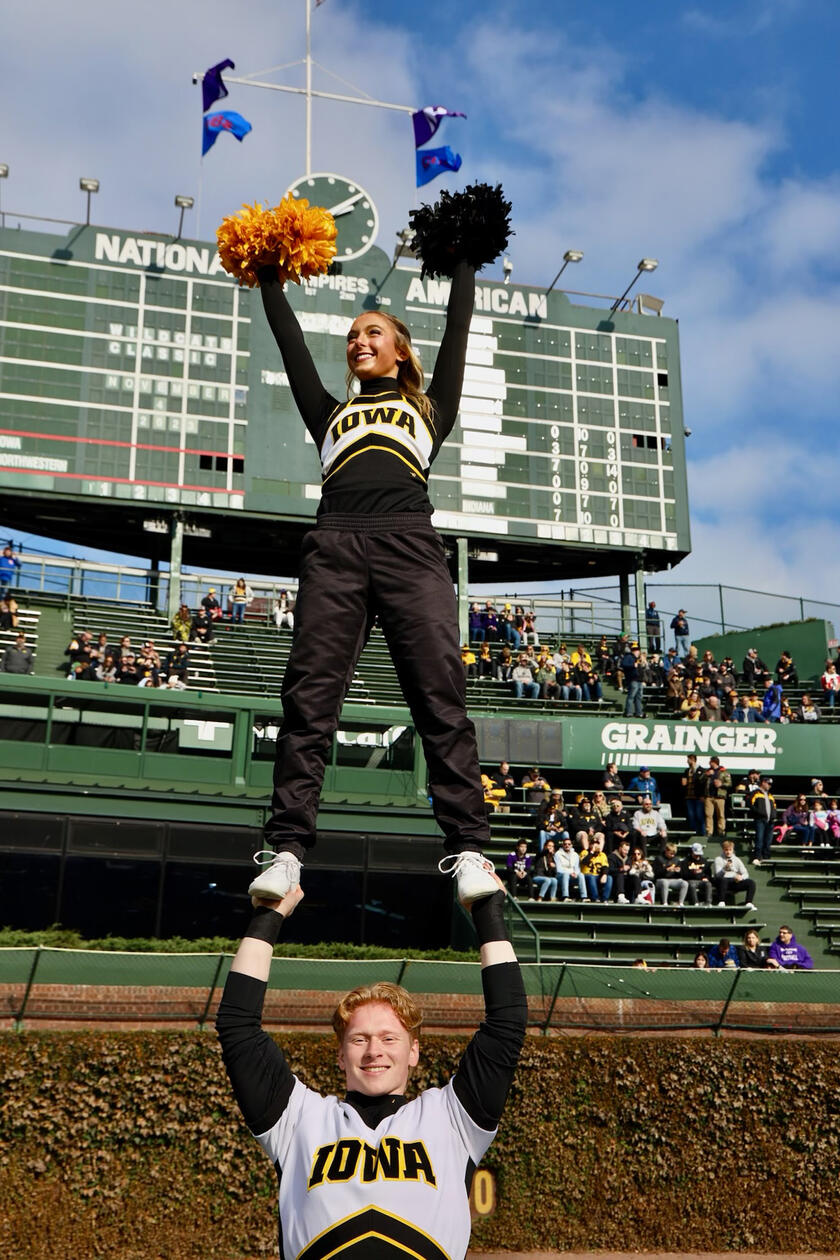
[0,165,8,229]
[610,258,658,313]
[546,248,583,295]
[174,194,195,239]
[79,177,100,226]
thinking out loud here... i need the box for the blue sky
[3,0,839,605]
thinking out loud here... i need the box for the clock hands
[327,191,366,218]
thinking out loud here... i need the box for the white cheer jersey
[256,1077,495,1260]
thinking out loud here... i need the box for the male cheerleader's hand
[252,884,305,917]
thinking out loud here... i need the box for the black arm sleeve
[451,961,527,1131]
[216,970,295,1135]
[426,260,476,445]
[259,272,335,439]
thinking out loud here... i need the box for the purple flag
[416,146,462,187]
[412,105,466,148]
[202,58,235,113]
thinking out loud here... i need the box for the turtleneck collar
[345,1089,408,1128]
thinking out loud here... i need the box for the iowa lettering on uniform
[308,1136,436,1190]
[330,406,416,443]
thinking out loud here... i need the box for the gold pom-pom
[216,195,338,288]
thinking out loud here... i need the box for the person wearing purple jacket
[767,925,814,970]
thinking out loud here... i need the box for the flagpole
[200,73,415,115]
[305,0,312,175]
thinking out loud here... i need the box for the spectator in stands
[742,648,770,689]
[94,653,119,683]
[230,578,254,623]
[137,640,161,678]
[766,925,814,971]
[537,791,570,851]
[0,597,18,630]
[603,797,632,853]
[821,661,840,709]
[778,697,795,724]
[482,601,499,643]
[118,652,139,684]
[669,609,690,658]
[580,835,612,902]
[712,840,756,908]
[521,611,539,646]
[811,798,832,845]
[116,635,133,662]
[707,938,739,968]
[827,800,840,846]
[554,656,581,701]
[461,644,477,678]
[666,661,686,711]
[88,631,110,667]
[0,545,21,599]
[481,773,506,812]
[1,631,33,674]
[571,795,600,850]
[506,840,534,899]
[274,590,295,631]
[653,841,688,906]
[662,645,679,674]
[468,602,484,644]
[494,645,514,684]
[776,651,799,688]
[172,603,192,643]
[65,630,93,675]
[201,587,223,620]
[681,755,706,837]
[731,694,759,724]
[511,653,539,700]
[645,601,661,653]
[682,645,700,686]
[678,687,703,719]
[783,794,815,847]
[797,693,821,723]
[750,776,777,864]
[533,650,559,700]
[552,641,571,670]
[533,839,559,902]
[703,756,731,839]
[608,839,633,904]
[681,842,713,905]
[555,836,587,902]
[738,928,769,969]
[628,766,660,806]
[693,951,709,968]
[628,846,655,904]
[137,665,161,688]
[522,767,551,812]
[190,608,216,644]
[622,642,643,717]
[632,796,667,853]
[499,604,521,650]
[643,652,666,689]
[761,677,783,723]
[601,762,624,793]
[520,642,538,672]
[721,688,740,720]
[476,643,494,681]
[704,695,723,722]
[492,761,516,807]
[810,778,829,803]
[165,642,190,689]
[590,790,611,827]
[581,667,603,703]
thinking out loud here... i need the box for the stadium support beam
[167,515,184,623]
[456,537,469,647]
[619,572,631,636]
[634,561,646,652]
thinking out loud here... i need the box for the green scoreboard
[0,209,690,578]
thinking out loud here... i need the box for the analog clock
[285,173,378,262]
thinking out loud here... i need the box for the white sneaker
[617,894,629,904]
[438,852,499,905]
[248,850,302,899]
[745,901,757,910]
[717,901,726,907]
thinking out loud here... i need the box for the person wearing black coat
[737,928,769,968]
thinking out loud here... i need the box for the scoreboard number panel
[0,223,690,568]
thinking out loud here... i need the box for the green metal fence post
[542,963,568,1034]
[15,945,43,1032]
[714,967,742,1036]
[198,953,227,1029]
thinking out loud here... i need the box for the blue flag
[202,58,235,113]
[412,105,466,148]
[416,146,462,187]
[202,110,253,156]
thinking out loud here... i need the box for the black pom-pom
[408,182,513,279]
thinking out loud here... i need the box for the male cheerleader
[217,877,526,1259]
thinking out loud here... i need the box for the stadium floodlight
[637,292,665,316]
[79,177,100,225]
[392,227,417,265]
[174,194,195,240]
[546,248,583,295]
[610,257,659,313]
[502,256,513,285]
[0,164,7,229]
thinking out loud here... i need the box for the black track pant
[264,515,489,856]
